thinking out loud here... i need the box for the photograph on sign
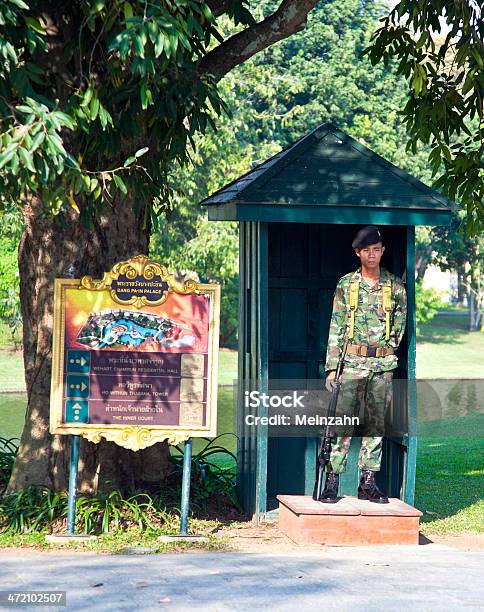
[50,256,220,450]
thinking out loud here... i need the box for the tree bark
[456,266,467,307]
[199,0,319,78]
[416,242,432,282]
[468,265,482,332]
[7,194,171,494]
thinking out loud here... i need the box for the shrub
[0,437,18,496]
[416,281,444,333]
[0,435,241,534]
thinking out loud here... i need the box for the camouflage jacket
[325,267,407,372]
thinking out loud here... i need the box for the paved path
[0,545,483,611]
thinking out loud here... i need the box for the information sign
[50,256,220,450]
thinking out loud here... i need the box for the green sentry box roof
[201,124,455,226]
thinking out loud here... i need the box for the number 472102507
[1,591,67,606]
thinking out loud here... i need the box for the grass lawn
[0,321,22,351]
[417,313,483,378]
[1,313,482,535]
[416,430,483,534]
[0,350,25,393]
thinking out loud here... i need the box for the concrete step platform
[277,495,422,546]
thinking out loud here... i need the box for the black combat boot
[320,472,340,503]
[358,469,389,503]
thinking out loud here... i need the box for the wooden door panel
[266,223,409,502]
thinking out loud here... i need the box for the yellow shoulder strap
[348,281,360,340]
[381,282,392,341]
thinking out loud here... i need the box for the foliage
[152,0,437,346]
[1,0,457,350]
[0,436,18,496]
[416,281,444,332]
[170,434,241,514]
[0,0,258,225]
[0,486,173,534]
[431,215,482,273]
[0,288,22,349]
[223,0,432,178]
[152,218,239,346]
[430,214,483,330]
[0,434,240,534]
[364,0,484,235]
[0,212,22,332]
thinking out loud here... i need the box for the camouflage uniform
[325,267,407,473]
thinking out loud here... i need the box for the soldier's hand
[325,371,337,392]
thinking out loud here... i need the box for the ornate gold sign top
[81,254,200,307]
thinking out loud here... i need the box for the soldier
[320,225,407,503]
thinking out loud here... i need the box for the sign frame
[50,255,220,450]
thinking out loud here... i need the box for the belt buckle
[367,346,377,358]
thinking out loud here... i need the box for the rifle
[312,340,348,501]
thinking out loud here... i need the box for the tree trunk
[7,195,171,494]
[456,267,467,306]
[468,265,482,332]
[416,242,432,282]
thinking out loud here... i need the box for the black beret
[352,225,383,249]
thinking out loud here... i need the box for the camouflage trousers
[326,367,393,474]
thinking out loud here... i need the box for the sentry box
[201,124,454,522]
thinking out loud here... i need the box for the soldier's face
[355,242,385,268]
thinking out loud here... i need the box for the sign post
[179,438,193,536]
[48,255,220,542]
[66,435,80,535]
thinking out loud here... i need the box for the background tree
[153,0,436,347]
[0,212,23,349]
[0,0,319,493]
[364,0,484,235]
[431,214,483,330]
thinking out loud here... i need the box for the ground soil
[211,521,484,553]
[1,523,483,554]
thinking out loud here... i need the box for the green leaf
[10,0,30,9]
[90,97,100,120]
[15,104,33,114]
[80,87,93,108]
[99,106,107,129]
[92,0,105,14]
[471,47,483,70]
[5,42,18,64]
[135,147,148,158]
[415,31,427,49]
[154,34,165,58]
[147,20,158,44]
[25,16,46,34]
[53,111,76,130]
[124,2,133,21]
[89,177,99,193]
[123,156,135,167]
[113,174,127,194]
[0,146,17,170]
[18,147,36,172]
[133,34,145,58]
[462,71,475,95]
[140,83,152,109]
[177,31,191,52]
[74,174,84,195]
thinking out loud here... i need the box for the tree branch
[206,0,229,18]
[199,0,320,78]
